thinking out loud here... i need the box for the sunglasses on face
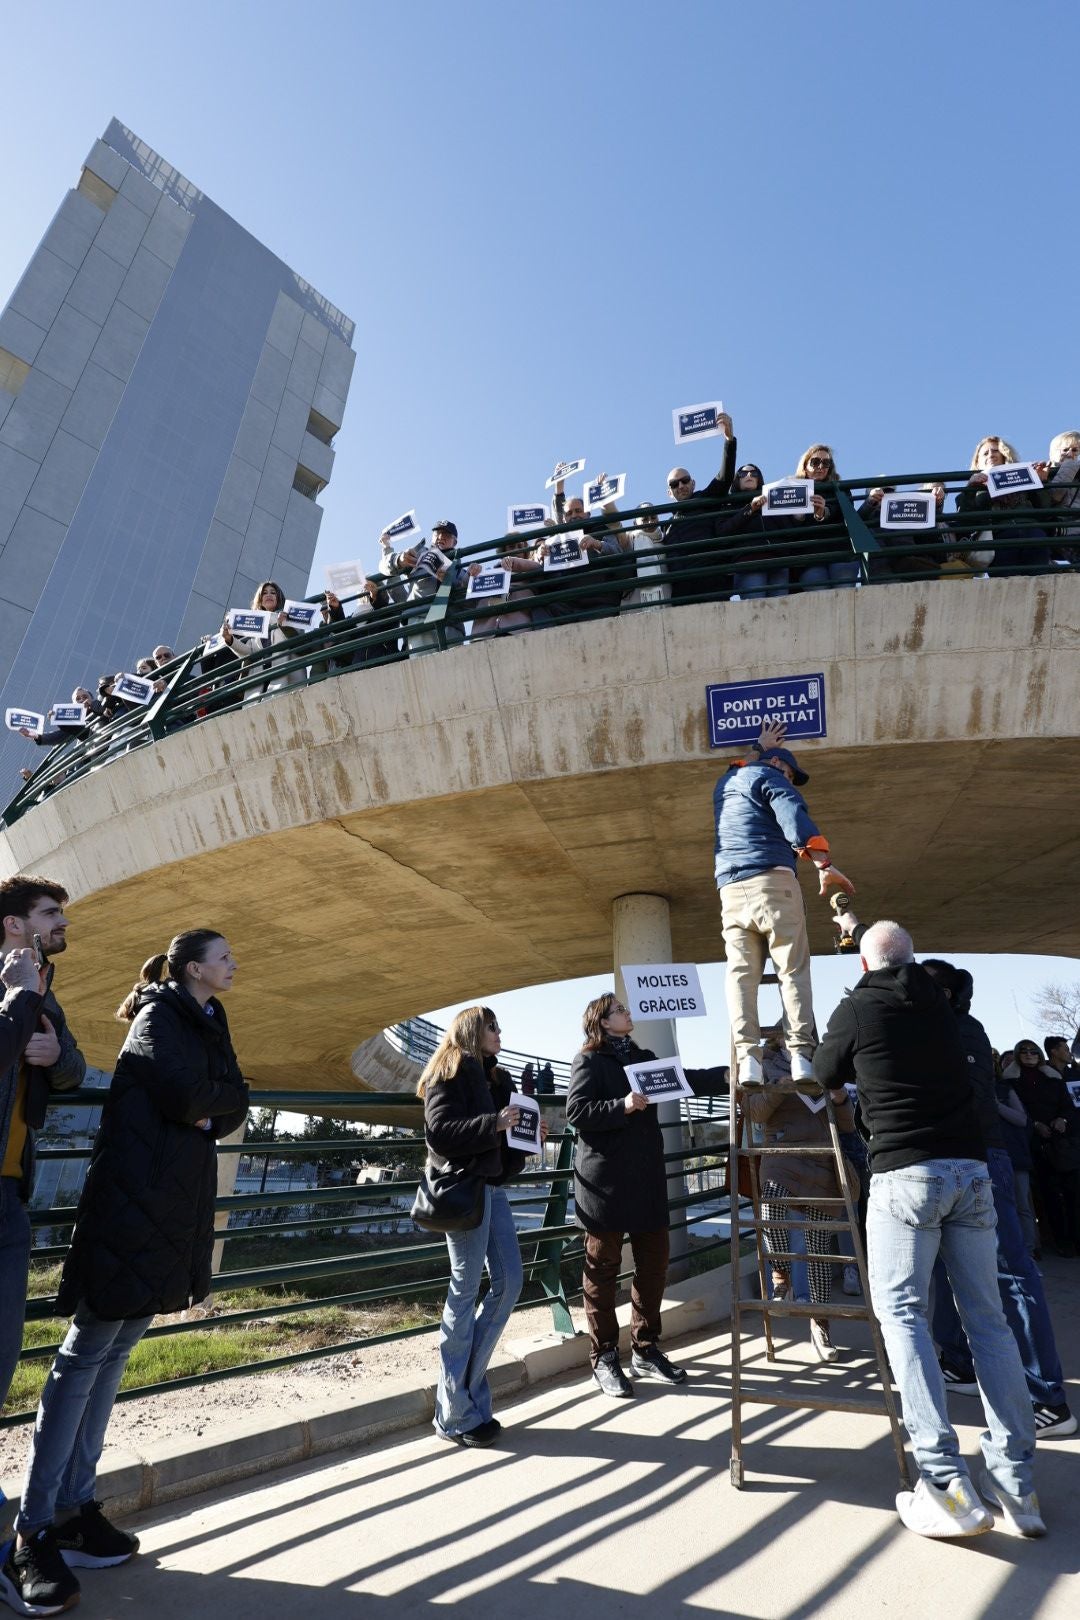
[668,476,693,489]
[807,456,832,470]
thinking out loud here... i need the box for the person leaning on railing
[857,484,947,582]
[221,580,303,695]
[1043,428,1080,563]
[659,409,738,604]
[2,929,248,1616]
[390,519,468,645]
[713,462,792,600]
[565,991,726,1400]
[319,579,398,669]
[953,436,1052,574]
[418,1006,544,1448]
[790,443,855,591]
[467,536,542,637]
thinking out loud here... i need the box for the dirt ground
[0,1300,580,1480]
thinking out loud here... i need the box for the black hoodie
[813,963,984,1173]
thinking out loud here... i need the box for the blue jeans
[867,1159,1035,1497]
[435,1186,522,1438]
[16,1305,152,1534]
[733,568,789,599]
[0,1179,31,1411]
[799,561,860,590]
[932,1146,1066,1408]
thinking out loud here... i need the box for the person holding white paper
[319,582,399,670]
[788,444,856,591]
[659,410,738,604]
[858,484,946,581]
[566,992,726,1399]
[712,462,793,599]
[221,581,304,694]
[1044,429,1080,562]
[955,437,1051,574]
[743,1043,859,1363]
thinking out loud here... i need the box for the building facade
[0,119,355,781]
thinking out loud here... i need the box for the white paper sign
[507,1091,542,1154]
[412,543,452,578]
[201,633,230,658]
[50,704,87,727]
[545,458,586,489]
[844,1083,859,1106]
[673,401,725,444]
[113,672,155,706]
[796,1089,828,1115]
[985,463,1042,499]
[507,503,549,531]
[1066,1080,1080,1109]
[585,473,626,509]
[763,479,814,517]
[226,608,272,637]
[543,535,588,571]
[621,963,707,1020]
[879,493,937,530]
[466,567,511,600]
[325,560,365,595]
[282,599,321,632]
[624,1058,695,1103]
[5,708,44,735]
[382,508,419,541]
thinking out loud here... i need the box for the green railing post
[146,644,201,741]
[834,485,881,585]
[531,1114,576,1337]
[406,560,462,657]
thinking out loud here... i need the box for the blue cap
[761,747,808,786]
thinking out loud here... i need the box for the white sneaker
[789,1052,815,1082]
[810,1318,839,1362]
[738,1054,764,1087]
[896,1476,993,1539]
[978,1469,1047,1537]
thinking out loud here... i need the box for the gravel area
[0,1301,582,1482]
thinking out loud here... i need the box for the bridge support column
[612,893,689,1281]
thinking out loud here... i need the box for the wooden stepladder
[726,974,909,1490]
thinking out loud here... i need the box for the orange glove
[818,864,855,899]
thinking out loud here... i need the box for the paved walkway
[83,1262,1079,1620]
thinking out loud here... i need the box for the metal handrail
[4,466,1069,826]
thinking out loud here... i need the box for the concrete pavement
[83,1269,1080,1620]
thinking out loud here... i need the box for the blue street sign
[706,672,826,748]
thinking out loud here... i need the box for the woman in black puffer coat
[566,991,725,1399]
[12,931,248,1583]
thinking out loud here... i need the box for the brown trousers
[582,1227,669,1365]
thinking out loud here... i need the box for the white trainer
[738,1054,765,1087]
[789,1052,815,1082]
[978,1470,1047,1537]
[896,1476,993,1539]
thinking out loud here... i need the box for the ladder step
[733,1145,843,1155]
[748,1194,848,1205]
[735,1080,828,1096]
[757,1251,856,1266]
[739,1392,894,1418]
[733,1219,855,1234]
[737,1299,873,1320]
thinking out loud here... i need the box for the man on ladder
[714,720,854,1087]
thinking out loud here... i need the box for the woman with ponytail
[2,932,247,1617]
[419,1005,540,1448]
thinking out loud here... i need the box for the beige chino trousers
[720,866,816,1064]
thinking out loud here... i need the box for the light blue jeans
[799,560,860,591]
[867,1159,1035,1497]
[16,1305,152,1534]
[435,1186,522,1438]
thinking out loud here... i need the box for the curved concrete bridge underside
[3,576,1079,1091]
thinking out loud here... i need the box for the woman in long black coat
[5,931,247,1615]
[566,991,725,1400]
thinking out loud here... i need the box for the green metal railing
[2,1085,735,1428]
[3,466,1070,827]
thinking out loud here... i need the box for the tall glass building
[0,119,355,781]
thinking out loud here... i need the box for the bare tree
[1030,980,1080,1040]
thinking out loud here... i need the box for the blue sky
[3,0,1079,1059]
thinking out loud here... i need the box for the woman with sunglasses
[713,463,791,599]
[566,993,726,1398]
[953,438,1052,576]
[418,1006,544,1446]
[790,444,858,591]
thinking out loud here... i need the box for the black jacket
[56,982,248,1320]
[1005,1060,1080,1174]
[813,963,984,1173]
[659,436,737,603]
[955,1009,1004,1152]
[423,1054,526,1186]
[954,481,1051,570]
[566,1043,726,1235]
[0,968,86,1201]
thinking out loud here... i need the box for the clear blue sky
[4,1,1079,1058]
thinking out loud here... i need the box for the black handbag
[410,1162,486,1233]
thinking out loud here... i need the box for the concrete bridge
[2,575,1078,1090]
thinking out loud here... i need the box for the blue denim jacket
[713,761,821,889]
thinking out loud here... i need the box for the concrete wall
[3,576,1079,1084]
